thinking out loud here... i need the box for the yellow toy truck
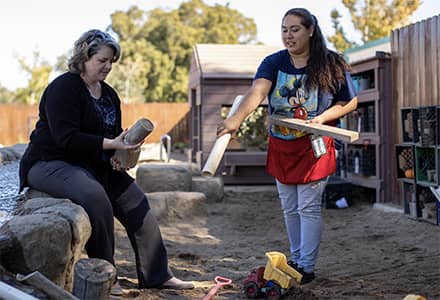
[243,251,302,299]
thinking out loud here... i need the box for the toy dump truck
[243,251,302,299]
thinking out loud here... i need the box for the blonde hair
[68,29,121,74]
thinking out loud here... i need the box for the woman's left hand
[110,156,130,172]
[306,115,325,124]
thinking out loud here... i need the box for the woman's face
[282,14,314,56]
[83,45,114,82]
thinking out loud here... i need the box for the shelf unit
[396,105,440,225]
[338,55,392,203]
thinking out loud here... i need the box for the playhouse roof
[192,44,282,79]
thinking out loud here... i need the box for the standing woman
[218,8,357,283]
[19,29,194,293]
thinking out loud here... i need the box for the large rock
[147,191,207,222]
[191,176,224,202]
[136,163,192,193]
[138,143,169,162]
[0,214,72,287]
[22,188,53,200]
[0,197,91,291]
[0,147,21,163]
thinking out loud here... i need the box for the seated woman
[19,29,194,294]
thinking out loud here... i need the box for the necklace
[81,75,101,99]
[289,55,308,69]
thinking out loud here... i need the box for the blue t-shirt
[255,49,357,140]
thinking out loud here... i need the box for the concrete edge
[373,203,404,214]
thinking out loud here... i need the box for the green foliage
[108,0,257,103]
[0,84,14,103]
[54,53,69,73]
[328,9,357,53]
[13,51,52,104]
[221,106,268,150]
[329,0,421,52]
[4,1,257,104]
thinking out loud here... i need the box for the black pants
[27,160,172,288]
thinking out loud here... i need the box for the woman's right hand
[103,130,144,150]
[216,117,240,138]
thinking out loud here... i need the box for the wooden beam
[269,114,359,143]
[16,271,79,300]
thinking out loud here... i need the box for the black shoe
[287,260,298,270]
[298,268,315,284]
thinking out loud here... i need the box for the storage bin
[415,146,437,185]
[395,145,415,180]
[418,106,437,146]
[401,108,419,143]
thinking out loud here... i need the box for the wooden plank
[401,26,409,107]
[409,24,419,106]
[17,271,79,300]
[269,114,359,143]
[432,16,440,105]
[431,16,438,102]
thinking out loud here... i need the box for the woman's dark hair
[283,8,349,93]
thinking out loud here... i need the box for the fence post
[160,134,171,163]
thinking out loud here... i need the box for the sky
[0,0,438,90]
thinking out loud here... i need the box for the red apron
[266,135,336,184]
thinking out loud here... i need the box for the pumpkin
[404,169,414,179]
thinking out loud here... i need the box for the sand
[113,185,440,300]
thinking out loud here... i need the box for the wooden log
[16,271,79,300]
[72,258,116,300]
[202,96,244,176]
[112,118,154,169]
[269,114,359,143]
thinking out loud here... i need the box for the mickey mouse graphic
[279,76,308,120]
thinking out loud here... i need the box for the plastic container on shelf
[359,77,370,90]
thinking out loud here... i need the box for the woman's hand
[103,129,144,150]
[216,117,241,138]
[110,155,131,172]
[306,115,325,124]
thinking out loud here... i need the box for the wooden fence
[390,15,440,204]
[0,103,190,147]
[391,15,440,141]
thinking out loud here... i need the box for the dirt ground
[113,184,440,300]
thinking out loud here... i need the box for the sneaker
[159,277,195,290]
[298,268,315,284]
[287,260,298,270]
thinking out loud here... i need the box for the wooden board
[269,114,359,143]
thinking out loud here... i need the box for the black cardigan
[19,72,134,199]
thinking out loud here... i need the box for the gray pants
[27,160,172,288]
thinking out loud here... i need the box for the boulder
[147,191,207,222]
[0,147,20,163]
[191,176,224,202]
[0,197,91,291]
[136,163,192,193]
[0,214,73,288]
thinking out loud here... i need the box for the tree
[0,84,14,103]
[328,9,357,53]
[328,0,421,52]
[108,0,257,103]
[13,51,52,104]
